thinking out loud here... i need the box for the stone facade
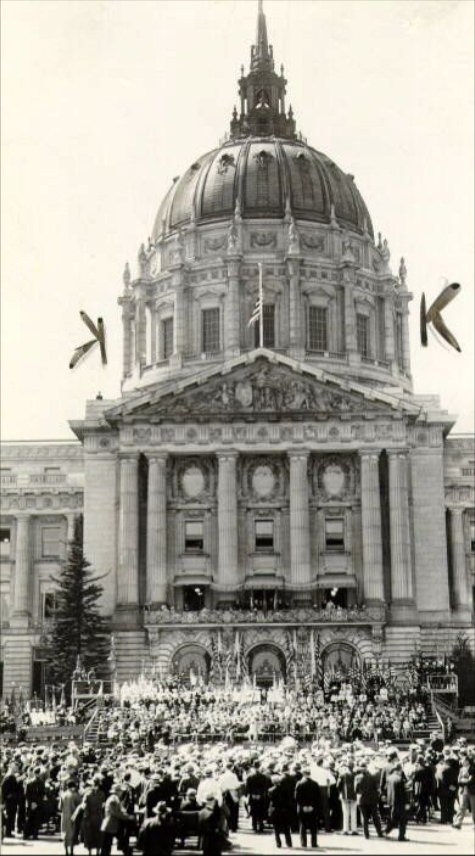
[1,3,474,695]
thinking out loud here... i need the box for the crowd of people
[1,656,472,854]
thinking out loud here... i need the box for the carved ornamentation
[172,457,215,502]
[254,149,273,169]
[204,236,227,254]
[240,456,285,501]
[313,455,358,500]
[133,427,151,444]
[301,234,325,252]
[144,603,385,626]
[250,232,277,249]
[217,153,236,175]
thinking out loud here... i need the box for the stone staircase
[115,629,150,683]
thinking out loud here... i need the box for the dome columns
[340,260,358,364]
[170,265,186,368]
[287,256,304,359]
[225,255,242,358]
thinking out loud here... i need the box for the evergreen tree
[45,515,110,689]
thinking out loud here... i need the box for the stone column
[226,257,241,357]
[146,454,168,605]
[11,513,31,626]
[388,450,414,609]
[172,271,185,363]
[289,451,312,601]
[117,454,140,614]
[359,450,384,603]
[136,299,146,368]
[342,266,357,355]
[119,297,133,377]
[449,507,470,611]
[217,452,239,602]
[66,513,77,551]
[384,294,396,363]
[400,305,411,374]
[287,257,303,356]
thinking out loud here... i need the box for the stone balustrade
[143,603,386,626]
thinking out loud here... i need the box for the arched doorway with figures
[171,644,210,683]
[247,643,287,688]
[322,641,361,681]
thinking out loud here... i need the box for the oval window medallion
[322,464,345,497]
[182,465,205,498]
[252,464,275,497]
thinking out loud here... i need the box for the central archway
[322,641,361,678]
[172,644,210,681]
[247,643,287,688]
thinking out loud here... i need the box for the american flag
[247,263,264,347]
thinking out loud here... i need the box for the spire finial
[252,0,272,71]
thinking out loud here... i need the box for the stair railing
[83,706,98,743]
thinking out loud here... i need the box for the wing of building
[1,2,474,695]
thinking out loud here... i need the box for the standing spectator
[23,766,45,840]
[245,761,270,833]
[218,762,240,832]
[1,763,20,838]
[355,760,384,840]
[385,762,409,842]
[100,784,134,856]
[452,755,475,829]
[137,801,175,856]
[79,776,106,856]
[337,758,358,835]
[199,796,224,856]
[295,767,321,849]
[60,780,81,856]
[437,751,459,824]
[413,755,434,824]
[268,774,292,849]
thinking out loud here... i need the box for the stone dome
[152,138,373,242]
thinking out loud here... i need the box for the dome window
[254,149,273,169]
[217,153,236,175]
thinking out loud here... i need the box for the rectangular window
[0,528,11,558]
[201,308,220,353]
[356,313,370,358]
[41,526,61,558]
[161,317,174,359]
[183,585,205,612]
[470,522,475,553]
[254,305,275,348]
[185,521,204,552]
[42,592,57,619]
[255,519,274,551]
[325,518,345,551]
[308,306,328,352]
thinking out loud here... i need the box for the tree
[45,515,110,690]
[451,633,475,707]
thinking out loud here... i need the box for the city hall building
[1,3,474,696]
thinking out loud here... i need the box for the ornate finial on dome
[399,257,407,286]
[138,243,149,277]
[377,232,383,250]
[123,262,131,288]
[229,0,296,140]
[381,238,391,273]
[342,232,356,263]
[330,203,339,229]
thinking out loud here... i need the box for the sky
[1,0,474,440]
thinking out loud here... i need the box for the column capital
[359,448,381,461]
[118,451,140,462]
[386,447,409,458]
[216,450,239,461]
[287,448,310,460]
[14,511,32,521]
[146,452,168,464]
[448,505,465,517]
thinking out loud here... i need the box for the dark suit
[295,776,321,848]
[24,777,45,840]
[385,768,408,841]
[245,769,271,832]
[268,780,292,848]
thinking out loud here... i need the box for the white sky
[1,0,474,439]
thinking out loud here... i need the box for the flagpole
[258,262,264,348]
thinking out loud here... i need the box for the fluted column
[359,450,384,602]
[12,513,31,626]
[384,295,395,362]
[343,281,357,353]
[449,507,470,611]
[400,306,411,374]
[146,454,168,605]
[217,452,239,597]
[287,258,302,353]
[173,277,185,359]
[289,451,312,597]
[117,454,139,609]
[136,300,146,367]
[388,450,414,604]
[226,257,241,357]
[66,513,77,547]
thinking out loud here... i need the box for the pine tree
[45,515,110,689]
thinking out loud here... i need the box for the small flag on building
[247,262,264,347]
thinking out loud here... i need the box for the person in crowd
[268,773,293,849]
[385,761,410,842]
[1,762,21,838]
[413,754,435,824]
[100,783,134,856]
[337,757,358,835]
[436,749,459,824]
[355,759,384,839]
[245,760,271,833]
[310,756,332,832]
[137,800,175,856]
[218,762,241,833]
[78,775,106,856]
[23,766,45,840]
[295,767,321,848]
[60,779,81,856]
[452,753,475,829]
[199,796,224,856]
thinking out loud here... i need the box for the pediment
[106,351,419,424]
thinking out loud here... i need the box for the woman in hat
[78,775,106,856]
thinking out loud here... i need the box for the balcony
[144,602,385,627]
[29,473,67,485]
[0,474,17,486]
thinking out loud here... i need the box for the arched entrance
[248,643,286,688]
[322,641,361,679]
[172,644,210,682]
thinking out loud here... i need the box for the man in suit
[100,784,134,856]
[355,760,384,840]
[268,774,293,848]
[245,760,271,833]
[295,767,321,848]
[23,767,45,841]
[385,763,410,842]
